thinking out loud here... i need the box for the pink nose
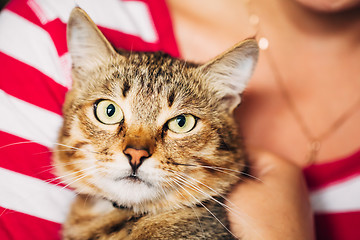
[123,147,150,172]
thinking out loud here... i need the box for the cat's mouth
[124,175,142,183]
[115,174,153,187]
[115,175,141,182]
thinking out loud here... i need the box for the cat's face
[53,8,258,214]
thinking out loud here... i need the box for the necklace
[265,48,360,165]
[244,1,360,165]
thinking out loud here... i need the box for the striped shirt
[304,151,360,240]
[0,0,359,239]
[0,0,178,239]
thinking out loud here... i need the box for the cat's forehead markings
[167,89,176,108]
[156,103,177,127]
[157,108,170,127]
[120,97,133,123]
[122,79,131,98]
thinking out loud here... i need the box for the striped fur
[53,7,258,239]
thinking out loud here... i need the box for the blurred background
[0,0,9,10]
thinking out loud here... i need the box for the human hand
[227,149,315,240]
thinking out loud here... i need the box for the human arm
[227,150,315,240]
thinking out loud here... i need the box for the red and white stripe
[0,0,178,239]
[28,0,158,42]
[310,174,360,213]
[0,90,63,148]
[304,150,360,240]
[0,10,68,87]
[0,167,75,223]
[1,0,359,240]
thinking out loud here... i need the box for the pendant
[306,140,321,165]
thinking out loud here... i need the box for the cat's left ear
[199,40,259,112]
[67,7,117,77]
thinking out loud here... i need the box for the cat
[53,7,258,240]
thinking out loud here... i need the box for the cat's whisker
[45,166,97,185]
[158,177,171,197]
[0,141,99,158]
[172,174,248,221]
[201,165,247,174]
[53,142,100,155]
[49,177,79,188]
[171,177,237,239]
[0,140,94,153]
[176,159,240,171]
[33,149,82,156]
[48,168,97,189]
[163,177,206,238]
[61,169,98,190]
[171,161,262,183]
[159,178,184,210]
[170,170,243,212]
[174,172,264,239]
[36,165,58,174]
[51,160,92,168]
[172,174,264,239]
[191,164,262,183]
[239,171,263,182]
[169,169,228,200]
[198,166,243,180]
[201,156,248,167]
[173,174,229,209]
[37,160,91,175]
[0,140,44,149]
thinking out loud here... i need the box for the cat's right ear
[198,40,259,112]
[67,7,117,77]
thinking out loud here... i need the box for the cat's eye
[167,114,196,133]
[94,100,123,125]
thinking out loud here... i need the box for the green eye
[167,114,196,133]
[94,100,123,125]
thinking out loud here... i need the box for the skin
[167,0,360,238]
[295,0,360,12]
[227,149,314,239]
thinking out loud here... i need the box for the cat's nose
[123,147,150,173]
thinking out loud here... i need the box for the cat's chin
[95,175,164,210]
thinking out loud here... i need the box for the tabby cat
[53,7,258,240]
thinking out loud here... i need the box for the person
[0,0,359,239]
[167,0,360,239]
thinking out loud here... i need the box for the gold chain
[244,1,360,165]
[266,49,360,165]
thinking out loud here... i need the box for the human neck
[252,0,360,49]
